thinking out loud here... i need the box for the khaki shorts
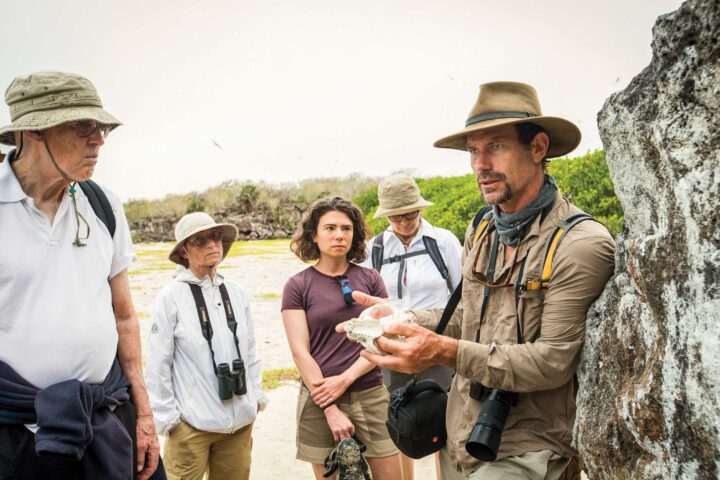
[295,383,399,464]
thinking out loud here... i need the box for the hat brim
[0,106,122,146]
[169,223,239,266]
[373,198,433,219]
[433,115,581,158]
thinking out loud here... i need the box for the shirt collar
[176,267,225,286]
[386,217,436,247]
[0,150,30,203]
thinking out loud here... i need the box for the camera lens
[465,389,516,461]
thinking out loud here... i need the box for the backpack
[78,180,116,238]
[370,233,453,295]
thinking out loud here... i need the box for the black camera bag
[386,377,448,459]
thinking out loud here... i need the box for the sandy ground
[131,241,436,479]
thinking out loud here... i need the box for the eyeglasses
[388,210,420,223]
[187,229,224,248]
[68,120,111,139]
[335,275,354,305]
[470,231,519,288]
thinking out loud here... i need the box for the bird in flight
[211,138,223,150]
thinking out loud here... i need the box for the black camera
[217,360,248,400]
[465,387,517,461]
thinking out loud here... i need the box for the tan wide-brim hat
[0,71,121,146]
[434,81,580,158]
[373,173,433,219]
[169,212,239,266]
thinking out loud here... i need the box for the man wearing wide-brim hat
[0,72,161,479]
[345,82,616,480]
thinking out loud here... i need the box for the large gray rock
[576,0,719,478]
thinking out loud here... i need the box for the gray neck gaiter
[492,175,557,246]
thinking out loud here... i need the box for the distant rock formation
[576,0,719,478]
[129,206,305,242]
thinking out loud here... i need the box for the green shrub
[186,193,206,214]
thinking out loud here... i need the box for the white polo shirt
[361,218,463,309]
[0,155,135,389]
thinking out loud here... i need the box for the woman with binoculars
[282,197,401,480]
[146,212,268,480]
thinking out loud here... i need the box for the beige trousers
[439,448,570,480]
[163,419,254,480]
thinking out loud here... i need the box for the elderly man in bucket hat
[342,82,615,480]
[0,71,161,480]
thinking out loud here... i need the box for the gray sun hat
[0,71,122,146]
[373,173,433,219]
[169,212,239,266]
[434,81,581,158]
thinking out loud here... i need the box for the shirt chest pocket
[517,288,544,342]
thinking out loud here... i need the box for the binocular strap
[188,283,244,374]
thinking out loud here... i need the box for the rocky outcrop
[576,0,719,478]
[129,205,305,242]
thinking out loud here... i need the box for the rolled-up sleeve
[459,233,615,393]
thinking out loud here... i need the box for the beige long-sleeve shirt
[414,192,615,474]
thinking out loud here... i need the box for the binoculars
[465,383,517,462]
[217,359,247,401]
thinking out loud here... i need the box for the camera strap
[188,283,244,374]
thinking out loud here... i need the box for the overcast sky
[0,0,683,200]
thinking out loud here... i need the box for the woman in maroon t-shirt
[281,196,401,479]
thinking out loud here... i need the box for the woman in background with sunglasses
[145,212,268,480]
[282,196,401,480]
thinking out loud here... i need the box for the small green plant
[262,367,300,390]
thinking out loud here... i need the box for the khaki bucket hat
[169,212,239,266]
[434,81,580,158]
[0,71,121,146]
[373,173,433,219]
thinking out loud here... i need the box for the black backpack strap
[188,283,218,374]
[382,249,427,300]
[434,279,462,335]
[218,283,243,360]
[78,180,116,238]
[421,236,453,293]
[371,234,385,272]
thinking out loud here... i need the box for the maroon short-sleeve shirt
[281,263,387,392]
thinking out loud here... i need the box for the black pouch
[385,377,448,459]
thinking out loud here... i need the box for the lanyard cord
[39,133,91,247]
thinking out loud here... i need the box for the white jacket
[146,269,268,436]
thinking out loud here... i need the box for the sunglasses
[335,275,354,305]
[470,231,519,288]
[388,210,420,223]
[68,120,111,139]
[187,229,224,248]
